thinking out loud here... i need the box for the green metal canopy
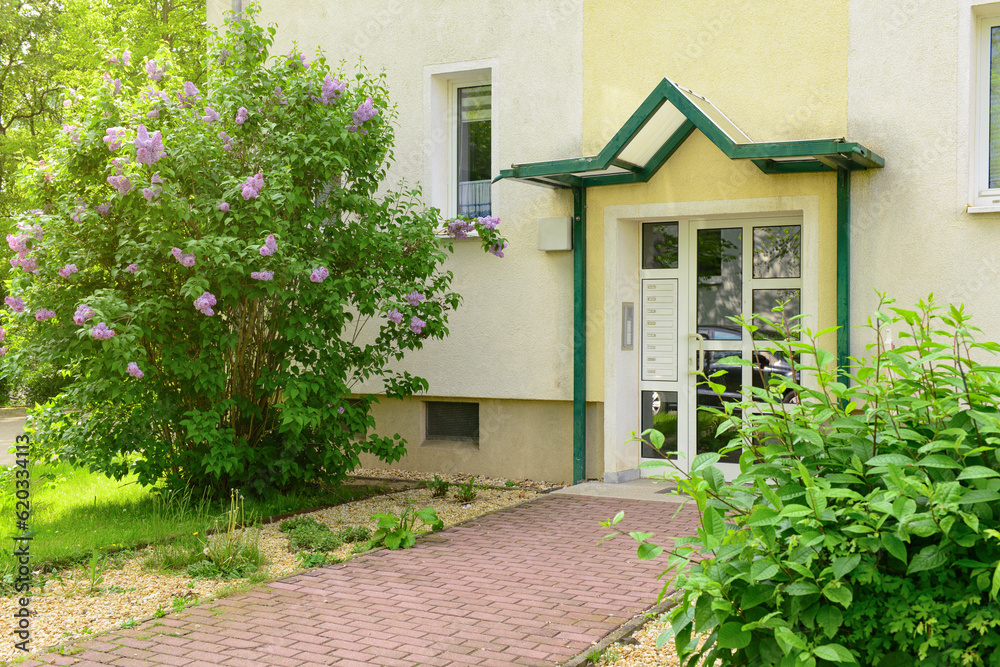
[494,76,884,484]
[495,77,883,189]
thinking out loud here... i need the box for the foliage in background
[611,295,1000,667]
[7,6,506,495]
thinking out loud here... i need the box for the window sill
[966,204,1000,213]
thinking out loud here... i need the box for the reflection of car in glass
[697,326,798,404]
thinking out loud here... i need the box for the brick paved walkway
[24,494,701,667]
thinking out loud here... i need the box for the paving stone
[35,495,698,666]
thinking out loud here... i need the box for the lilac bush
[7,7,506,495]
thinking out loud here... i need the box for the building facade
[208,1,1000,485]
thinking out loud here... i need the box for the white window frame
[450,79,492,219]
[972,13,1000,210]
[424,60,498,220]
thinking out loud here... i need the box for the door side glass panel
[752,288,800,340]
[696,351,742,464]
[640,390,678,459]
[697,228,742,339]
[642,222,679,269]
[752,225,801,279]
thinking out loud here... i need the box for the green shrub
[278,515,370,552]
[371,506,443,550]
[615,295,1000,667]
[453,477,477,503]
[421,474,451,498]
[10,6,507,495]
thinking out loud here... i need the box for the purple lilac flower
[107,174,134,195]
[0,327,4,343]
[151,173,163,184]
[127,362,144,378]
[63,124,81,142]
[122,50,131,66]
[489,241,508,258]
[201,107,220,123]
[319,75,346,104]
[58,264,78,278]
[5,297,24,313]
[241,172,264,200]
[109,77,122,95]
[108,55,118,65]
[219,202,230,212]
[35,308,56,322]
[348,96,378,133]
[478,216,500,231]
[18,257,38,273]
[103,127,126,151]
[145,60,164,81]
[193,292,217,316]
[446,219,475,238]
[178,81,200,106]
[217,48,229,65]
[90,322,115,340]
[274,86,288,106]
[0,347,6,356]
[142,187,162,202]
[135,125,166,165]
[219,131,234,152]
[126,263,138,274]
[250,270,273,281]
[71,205,85,223]
[73,304,95,325]
[96,203,111,217]
[6,233,30,253]
[405,291,425,306]
[259,234,277,256]
[146,109,160,119]
[171,247,195,267]
[337,407,345,414]
[235,106,249,124]
[409,316,426,334]
[310,267,329,283]
[387,309,403,324]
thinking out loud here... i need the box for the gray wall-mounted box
[537,216,573,251]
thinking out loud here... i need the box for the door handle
[689,333,705,374]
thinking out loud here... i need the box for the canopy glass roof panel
[496,77,883,188]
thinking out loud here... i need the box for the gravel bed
[593,615,719,667]
[0,485,537,662]
[351,466,565,492]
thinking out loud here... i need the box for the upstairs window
[455,84,492,217]
[974,15,1000,208]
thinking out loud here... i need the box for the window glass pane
[697,351,741,464]
[753,225,801,278]
[752,288,800,340]
[458,85,491,217]
[991,27,1000,189]
[697,228,742,340]
[640,390,677,458]
[642,222,679,269]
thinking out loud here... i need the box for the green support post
[837,168,851,383]
[573,186,587,484]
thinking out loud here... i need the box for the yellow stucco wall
[583,0,849,400]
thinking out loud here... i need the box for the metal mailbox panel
[641,279,678,381]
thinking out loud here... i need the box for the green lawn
[0,462,386,578]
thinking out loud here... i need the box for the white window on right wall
[974,14,1000,209]
[452,83,492,218]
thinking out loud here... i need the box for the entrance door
[639,217,802,478]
